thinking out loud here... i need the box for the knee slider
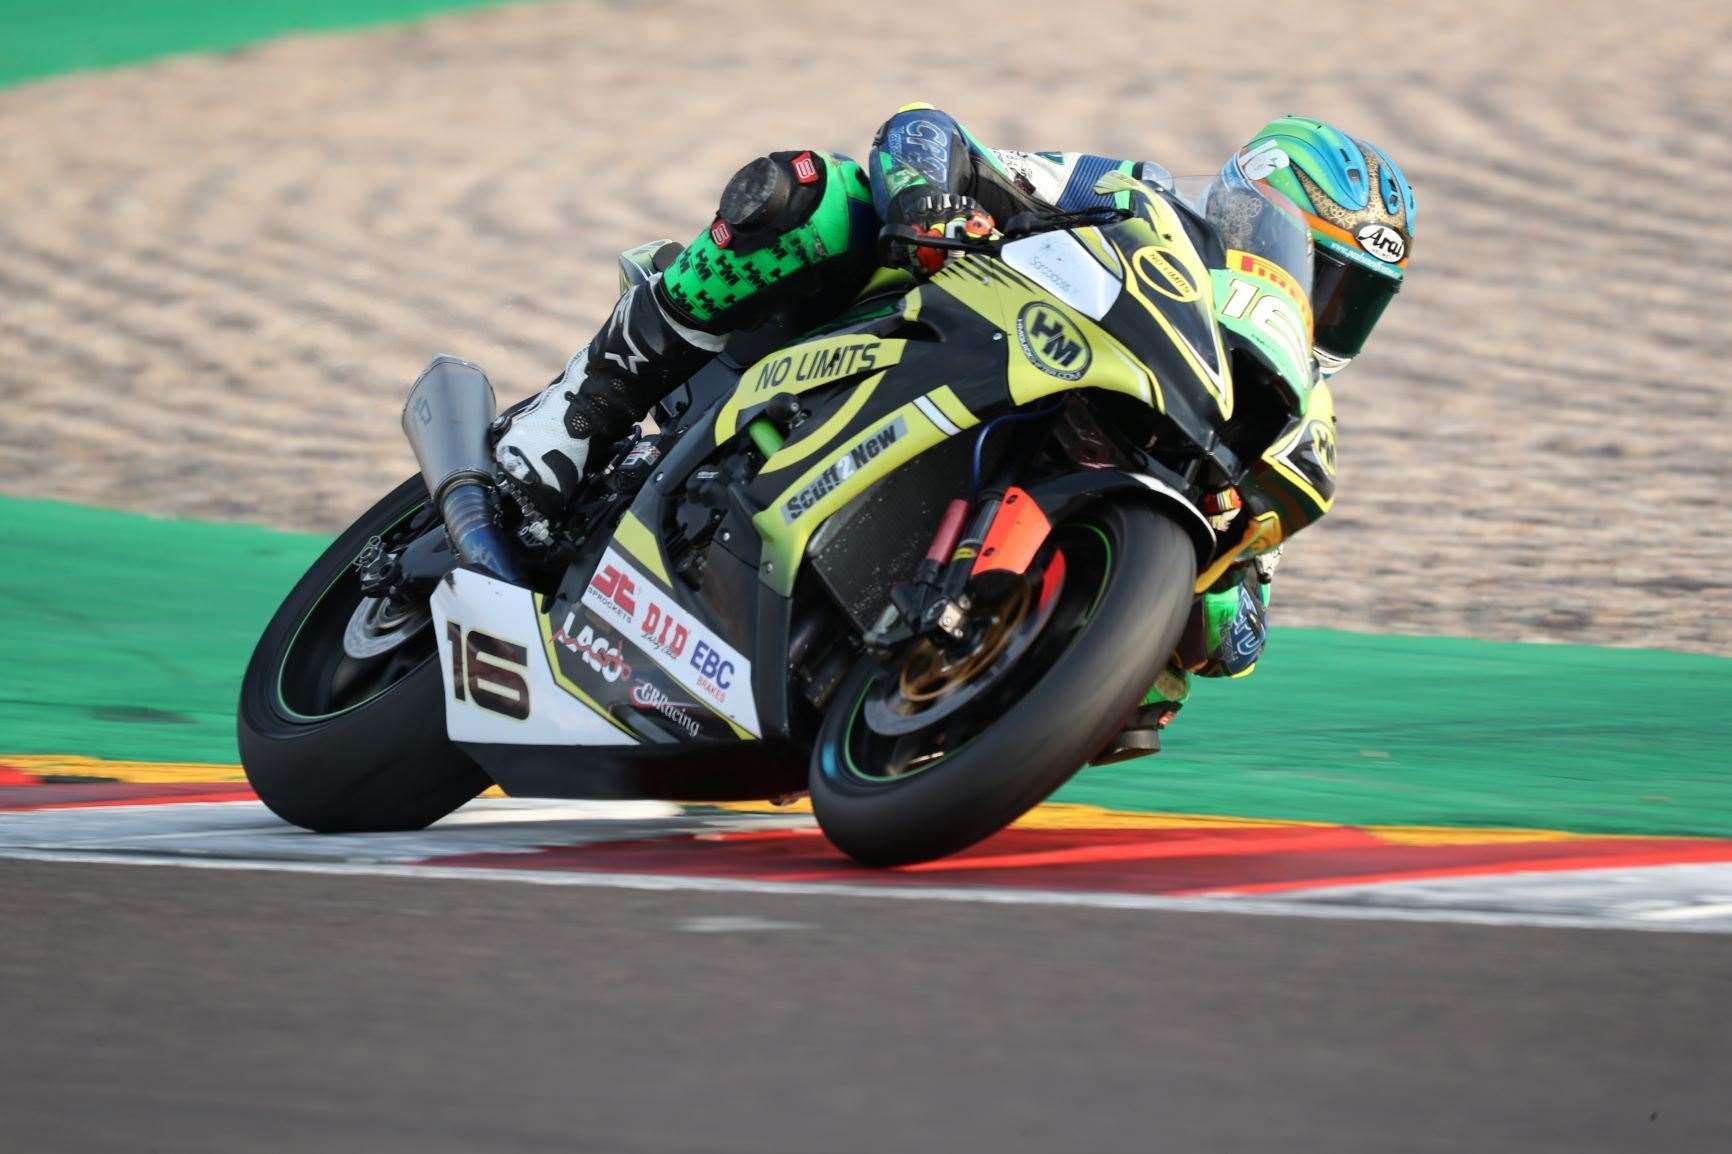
[713,150,828,254]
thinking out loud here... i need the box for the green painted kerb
[1058,630,1732,838]
[0,495,324,763]
[1,494,1728,837]
[0,0,533,90]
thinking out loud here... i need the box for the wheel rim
[342,595,431,659]
[274,502,441,722]
[836,521,1115,784]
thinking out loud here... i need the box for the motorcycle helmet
[1235,116,1415,372]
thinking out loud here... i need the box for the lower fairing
[459,739,806,802]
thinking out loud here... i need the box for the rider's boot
[493,280,723,511]
[1094,666,1188,765]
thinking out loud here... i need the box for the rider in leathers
[493,104,1417,752]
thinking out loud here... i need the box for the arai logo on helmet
[1356,223,1406,263]
[1239,141,1290,181]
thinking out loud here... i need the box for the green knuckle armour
[658,151,877,332]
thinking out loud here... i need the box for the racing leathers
[495,103,1336,742]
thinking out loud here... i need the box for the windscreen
[1200,155,1314,302]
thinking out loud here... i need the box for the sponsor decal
[550,601,735,741]
[1230,249,1309,314]
[581,548,760,734]
[1239,141,1291,181]
[709,217,733,249]
[551,611,633,685]
[1024,249,1074,295]
[688,640,735,698]
[1131,246,1200,303]
[749,339,881,394]
[1267,415,1338,511]
[1014,302,1092,381]
[1222,585,1268,670]
[639,599,690,661]
[1309,419,1338,476]
[630,678,705,740]
[1356,222,1406,263]
[791,151,820,184]
[780,416,908,523]
[890,119,951,182]
[599,295,648,375]
[587,561,638,621]
[1003,233,1123,320]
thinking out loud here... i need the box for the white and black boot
[493,281,720,512]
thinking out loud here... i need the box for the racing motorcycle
[238,162,1327,866]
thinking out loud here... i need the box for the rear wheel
[238,476,490,832]
[809,499,1196,866]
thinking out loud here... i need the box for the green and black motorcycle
[238,161,1335,866]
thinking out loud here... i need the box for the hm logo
[1030,310,1083,367]
[1016,302,1092,381]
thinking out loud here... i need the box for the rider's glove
[892,193,997,275]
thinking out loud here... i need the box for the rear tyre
[809,500,1196,866]
[238,476,490,832]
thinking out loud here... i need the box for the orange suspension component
[970,487,1052,577]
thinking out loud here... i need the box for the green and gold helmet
[1235,116,1416,370]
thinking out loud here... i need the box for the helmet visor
[1312,249,1399,358]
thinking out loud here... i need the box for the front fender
[1021,470,1216,570]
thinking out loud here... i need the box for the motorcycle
[238,160,1329,866]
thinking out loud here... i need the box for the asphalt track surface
[4,859,1730,1154]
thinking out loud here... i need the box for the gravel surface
[2,0,1728,652]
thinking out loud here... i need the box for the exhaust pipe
[401,355,527,584]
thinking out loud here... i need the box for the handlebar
[876,205,1133,265]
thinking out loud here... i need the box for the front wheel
[809,499,1197,866]
[238,476,491,832]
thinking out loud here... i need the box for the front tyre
[238,476,490,832]
[810,500,1197,866]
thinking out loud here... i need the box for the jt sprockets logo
[1014,303,1091,381]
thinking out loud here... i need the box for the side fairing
[1251,378,1337,532]
[1201,378,1339,588]
[431,568,636,747]
[1211,248,1315,407]
[579,545,763,737]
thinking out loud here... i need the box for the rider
[493,106,1416,750]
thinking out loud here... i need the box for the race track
[6,850,1731,1154]
[4,3,1731,1148]
[6,767,1732,1151]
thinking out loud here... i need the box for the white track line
[6,848,1732,935]
[1638,901,1732,922]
